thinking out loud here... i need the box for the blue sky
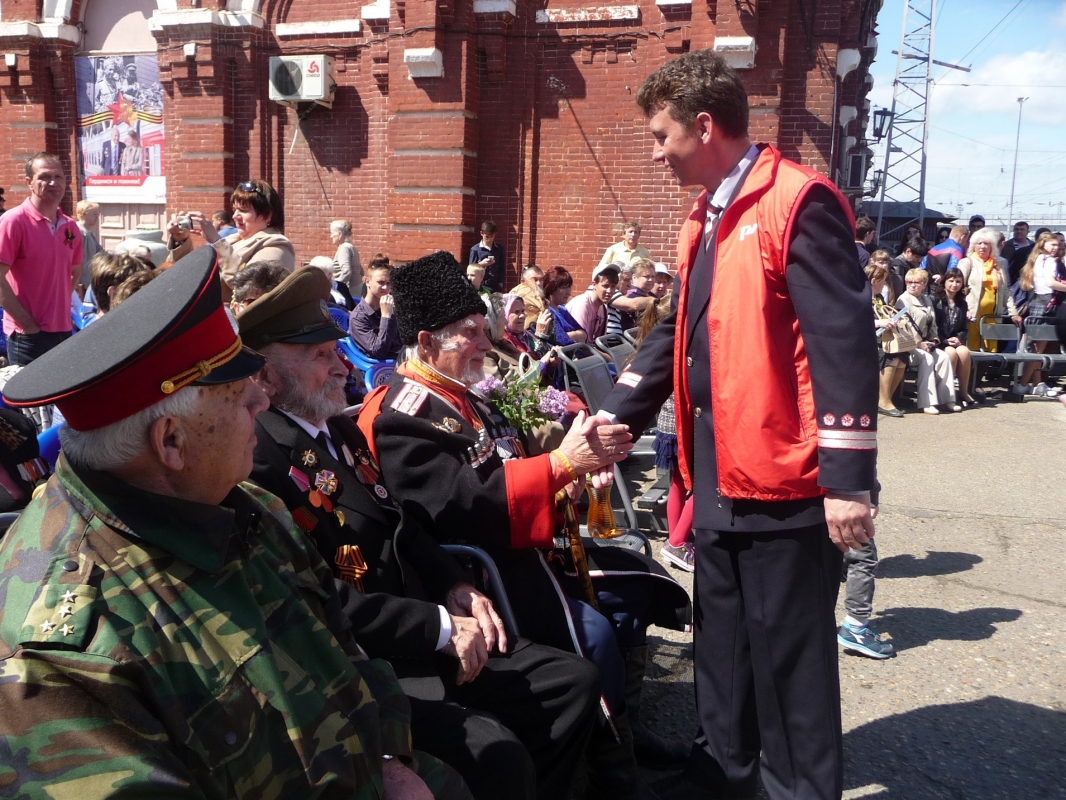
[867,0,1066,226]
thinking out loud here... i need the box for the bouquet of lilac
[474,374,569,434]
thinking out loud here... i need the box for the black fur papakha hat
[391,250,487,345]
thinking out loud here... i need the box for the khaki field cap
[237,267,347,351]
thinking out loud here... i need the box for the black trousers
[412,638,600,800]
[685,524,844,800]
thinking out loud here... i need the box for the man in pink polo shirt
[0,152,82,365]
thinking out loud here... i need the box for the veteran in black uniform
[358,252,693,799]
[239,267,600,800]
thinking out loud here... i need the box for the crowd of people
[857,214,1066,416]
[1,47,1064,800]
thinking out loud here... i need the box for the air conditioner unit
[268,55,336,107]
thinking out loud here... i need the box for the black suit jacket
[101,140,125,176]
[250,408,470,688]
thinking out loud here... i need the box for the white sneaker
[950,404,963,412]
[1032,383,1050,397]
[923,406,940,415]
[1012,384,1032,396]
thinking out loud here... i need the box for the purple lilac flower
[538,386,568,419]
[475,376,505,397]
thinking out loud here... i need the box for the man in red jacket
[588,50,880,800]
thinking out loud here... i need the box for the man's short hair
[904,238,929,258]
[110,269,159,308]
[25,151,61,178]
[623,221,642,235]
[636,49,748,138]
[521,265,543,281]
[231,261,288,304]
[949,225,969,242]
[466,264,486,277]
[90,251,149,314]
[1014,221,1029,229]
[855,216,877,240]
[213,209,234,226]
[481,221,497,234]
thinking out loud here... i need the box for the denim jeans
[7,330,71,366]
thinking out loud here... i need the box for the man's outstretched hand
[579,413,626,488]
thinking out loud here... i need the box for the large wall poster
[75,54,167,204]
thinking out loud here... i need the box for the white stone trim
[361,0,391,21]
[655,0,692,6]
[149,9,264,31]
[404,47,444,78]
[535,6,639,23]
[226,0,262,11]
[393,148,477,158]
[42,0,75,20]
[712,36,756,69]
[474,0,517,15]
[181,117,234,125]
[393,186,476,195]
[276,19,362,37]
[0,20,80,43]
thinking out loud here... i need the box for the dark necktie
[316,431,332,457]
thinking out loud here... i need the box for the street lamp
[872,108,893,141]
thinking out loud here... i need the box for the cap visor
[274,323,348,345]
[194,346,266,386]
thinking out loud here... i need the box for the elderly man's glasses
[237,181,266,196]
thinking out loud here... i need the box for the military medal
[374,485,388,499]
[301,450,318,467]
[334,509,346,527]
[315,470,338,496]
[289,467,333,512]
[335,544,368,591]
[437,417,462,434]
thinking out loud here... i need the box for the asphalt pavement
[624,393,1066,799]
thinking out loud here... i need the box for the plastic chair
[37,425,62,471]
[441,544,521,642]
[337,337,397,393]
[365,361,395,388]
[595,333,636,371]
[328,306,350,333]
[622,327,640,348]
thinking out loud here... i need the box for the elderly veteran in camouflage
[0,246,470,800]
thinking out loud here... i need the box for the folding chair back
[557,343,615,412]
[595,333,636,371]
[623,327,640,347]
[978,314,1021,351]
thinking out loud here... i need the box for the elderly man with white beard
[358,251,693,799]
[239,268,602,800]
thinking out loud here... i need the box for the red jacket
[673,146,871,500]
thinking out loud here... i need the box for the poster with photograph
[74,54,166,204]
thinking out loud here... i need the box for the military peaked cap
[3,246,265,431]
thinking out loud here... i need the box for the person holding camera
[469,221,505,293]
[165,179,295,301]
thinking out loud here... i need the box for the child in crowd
[838,487,894,659]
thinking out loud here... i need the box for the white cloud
[1054,2,1066,27]
[932,48,1066,127]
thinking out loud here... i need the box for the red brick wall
[0,0,876,288]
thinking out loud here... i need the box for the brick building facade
[0,0,879,286]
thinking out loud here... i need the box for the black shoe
[633,723,690,770]
[878,406,904,418]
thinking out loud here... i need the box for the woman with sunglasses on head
[164,179,296,300]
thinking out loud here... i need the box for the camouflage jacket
[0,455,443,799]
